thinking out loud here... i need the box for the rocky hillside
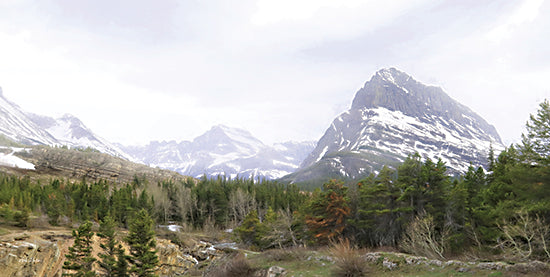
[0,228,229,277]
[122,125,315,180]
[285,68,503,183]
[0,143,190,184]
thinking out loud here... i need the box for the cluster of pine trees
[0,171,307,231]
[63,209,158,277]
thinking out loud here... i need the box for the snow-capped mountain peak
[121,125,315,180]
[286,68,504,183]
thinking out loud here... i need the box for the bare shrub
[497,210,550,261]
[399,212,447,259]
[330,238,369,277]
[261,208,302,249]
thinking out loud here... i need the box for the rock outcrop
[0,231,72,277]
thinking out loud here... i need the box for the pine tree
[350,166,402,247]
[488,144,496,172]
[126,209,158,277]
[63,221,97,277]
[397,153,423,213]
[97,214,123,277]
[115,244,130,277]
[235,210,262,246]
[523,99,550,159]
[305,179,350,244]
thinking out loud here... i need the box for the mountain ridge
[121,125,316,180]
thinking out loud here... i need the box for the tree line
[0,172,307,230]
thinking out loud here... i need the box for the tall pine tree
[126,209,159,277]
[522,99,550,160]
[63,221,96,277]
[97,214,128,277]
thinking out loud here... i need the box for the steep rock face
[288,68,503,183]
[122,125,316,180]
[0,232,72,277]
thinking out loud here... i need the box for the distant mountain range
[0,68,505,183]
[0,87,314,179]
[283,68,504,184]
[119,125,316,179]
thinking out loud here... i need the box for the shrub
[399,212,447,259]
[13,209,29,227]
[497,211,550,261]
[330,239,369,277]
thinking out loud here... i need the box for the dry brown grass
[330,238,370,277]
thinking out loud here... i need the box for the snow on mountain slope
[0,87,58,145]
[0,146,34,170]
[286,68,504,183]
[0,86,131,160]
[27,113,132,160]
[121,125,316,179]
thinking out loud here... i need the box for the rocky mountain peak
[59,113,81,123]
[285,68,504,183]
[193,125,265,153]
[351,67,501,144]
[373,67,412,85]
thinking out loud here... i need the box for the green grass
[242,249,548,277]
[247,249,333,277]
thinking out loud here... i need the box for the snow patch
[316,146,329,163]
[0,148,34,170]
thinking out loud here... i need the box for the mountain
[0,87,58,145]
[0,87,130,160]
[27,113,132,160]
[284,68,503,184]
[121,125,316,180]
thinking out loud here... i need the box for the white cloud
[0,0,548,147]
[487,0,544,43]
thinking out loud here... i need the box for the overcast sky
[0,0,548,146]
